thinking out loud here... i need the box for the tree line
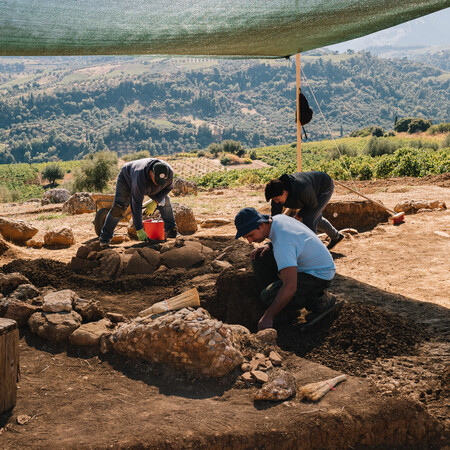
[0,50,448,164]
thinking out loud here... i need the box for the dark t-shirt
[271,171,333,216]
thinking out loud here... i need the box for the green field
[0,133,448,202]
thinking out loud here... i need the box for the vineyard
[0,132,449,201]
[193,133,450,188]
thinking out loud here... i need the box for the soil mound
[1,258,73,287]
[278,302,427,374]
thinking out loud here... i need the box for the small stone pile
[105,307,244,377]
[240,351,283,384]
[394,199,446,214]
[0,273,108,344]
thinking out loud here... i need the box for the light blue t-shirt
[268,215,336,280]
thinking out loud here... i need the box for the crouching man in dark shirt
[265,171,344,250]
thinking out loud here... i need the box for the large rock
[0,217,38,242]
[42,188,70,205]
[108,307,243,377]
[254,370,297,402]
[153,203,197,235]
[0,272,31,296]
[94,250,122,279]
[4,300,40,326]
[42,289,75,312]
[28,310,82,342]
[161,246,205,269]
[120,252,158,275]
[62,192,95,215]
[73,297,104,322]
[69,319,113,346]
[44,228,75,247]
[7,284,40,301]
[172,178,198,196]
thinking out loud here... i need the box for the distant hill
[0,51,449,164]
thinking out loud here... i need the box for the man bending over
[235,207,337,330]
[265,171,344,250]
[99,158,177,247]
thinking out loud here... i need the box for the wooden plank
[0,319,19,414]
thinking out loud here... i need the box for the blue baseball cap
[234,207,270,239]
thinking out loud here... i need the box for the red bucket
[143,219,165,240]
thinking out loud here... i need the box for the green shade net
[1,1,449,57]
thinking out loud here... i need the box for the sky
[328,7,450,52]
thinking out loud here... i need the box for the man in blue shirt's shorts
[235,207,337,331]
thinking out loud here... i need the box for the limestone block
[255,328,278,344]
[69,319,113,346]
[76,241,101,259]
[73,297,104,322]
[0,273,31,296]
[44,227,75,247]
[42,289,77,312]
[254,370,297,401]
[4,300,40,326]
[161,246,205,269]
[42,188,70,205]
[122,252,157,275]
[152,203,197,235]
[172,178,198,197]
[95,250,122,279]
[28,310,82,342]
[8,284,40,301]
[109,307,243,377]
[62,192,95,215]
[251,370,269,383]
[137,248,161,267]
[181,240,214,256]
[269,351,283,366]
[26,239,44,248]
[105,312,129,324]
[0,217,38,242]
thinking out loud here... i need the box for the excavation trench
[0,243,447,448]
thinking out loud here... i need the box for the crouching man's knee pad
[111,203,126,218]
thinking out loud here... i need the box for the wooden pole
[296,53,302,172]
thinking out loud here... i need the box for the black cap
[152,162,169,185]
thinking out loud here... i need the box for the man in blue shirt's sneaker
[235,207,337,331]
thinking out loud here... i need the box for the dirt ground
[0,175,449,448]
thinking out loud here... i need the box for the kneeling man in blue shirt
[235,207,337,331]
